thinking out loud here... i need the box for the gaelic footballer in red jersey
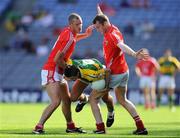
[88,4,149,134]
[33,13,93,134]
[135,49,159,109]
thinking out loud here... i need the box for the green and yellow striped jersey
[67,58,105,82]
[158,56,180,76]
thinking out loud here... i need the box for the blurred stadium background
[0,0,180,104]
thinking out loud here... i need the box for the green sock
[157,95,161,107]
[168,95,174,108]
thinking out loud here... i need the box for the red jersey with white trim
[103,24,128,74]
[136,57,158,77]
[43,27,77,74]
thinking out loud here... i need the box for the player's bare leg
[167,88,175,110]
[150,86,156,109]
[72,80,89,112]
[101,92,114,127]
[89,90,105,134]
[115,86,148,135]
[71,80,88,102]
[33,82,61,134]
[59,83,72,123]
[157,88,164,107]
[143,87,150,109]
[102,92,114,112]
[60,82,86,133]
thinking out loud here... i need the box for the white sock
[84,94,89,103]
[108,111,114,117]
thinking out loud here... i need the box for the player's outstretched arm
[97,4,103,15]
[174,58,180,71]
[117,42,149,60]
[135,66,141,77]
[76,25,94,41]
[154,59,160,72]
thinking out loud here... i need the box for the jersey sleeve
[135,60,141,68]
[158,57,164,65]
[172,57,180,69]
[54,30,73,53]
[151,57,159,68]
[108,30,123,46]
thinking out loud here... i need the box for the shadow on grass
[147,122,180,126]
[0,127,180,137]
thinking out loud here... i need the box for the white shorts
[41,70,67,86]
[109,71,129,88]
[139,76,155,89]
[158,75,175,89]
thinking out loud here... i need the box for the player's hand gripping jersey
[67,58,105,83]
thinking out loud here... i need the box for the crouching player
[64,58,114,134]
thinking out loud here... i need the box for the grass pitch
[0,103,180,138]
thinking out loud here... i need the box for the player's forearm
[56,59,66,69]
[156,63,160,71]
[135,67,141,77]
[76,33,89,41]
[54,52,66,69]
[97,4,103,14]
[117,42,136,58]
[105,69,111,89]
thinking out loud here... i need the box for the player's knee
[70,96,78,102]
[118,99,126,107]
[61,94,71,101]
[102,95,111,103]
[70,92,78,102]
[51,100,61,108]
[89,95,98,103]
[62,97,71,105]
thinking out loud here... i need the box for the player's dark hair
[64,65,80,78]
[93,14,109,25]
[68,13,81,24]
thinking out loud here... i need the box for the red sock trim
[96,122,105,131]
[133,116,145,130]
[67,122,75,129]
[136,120,145,130]
[36,124,43,129]
[133,115,141,122]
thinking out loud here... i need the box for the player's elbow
[53,57,58,63]
[54,52,64,63]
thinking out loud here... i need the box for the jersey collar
[104,24,113,35]
[68,27,77,37]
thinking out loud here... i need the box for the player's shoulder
[169,56,179,64]
[112,24,122,34]
[170,56,178,61]
[136,59,145,66]
[111,25,123,38]
[60,27,71,36]
[111,24,119,30]
[59,27,74,41]
[158,57,165,63]
[150,57,157,62]
[107,30,121,42]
